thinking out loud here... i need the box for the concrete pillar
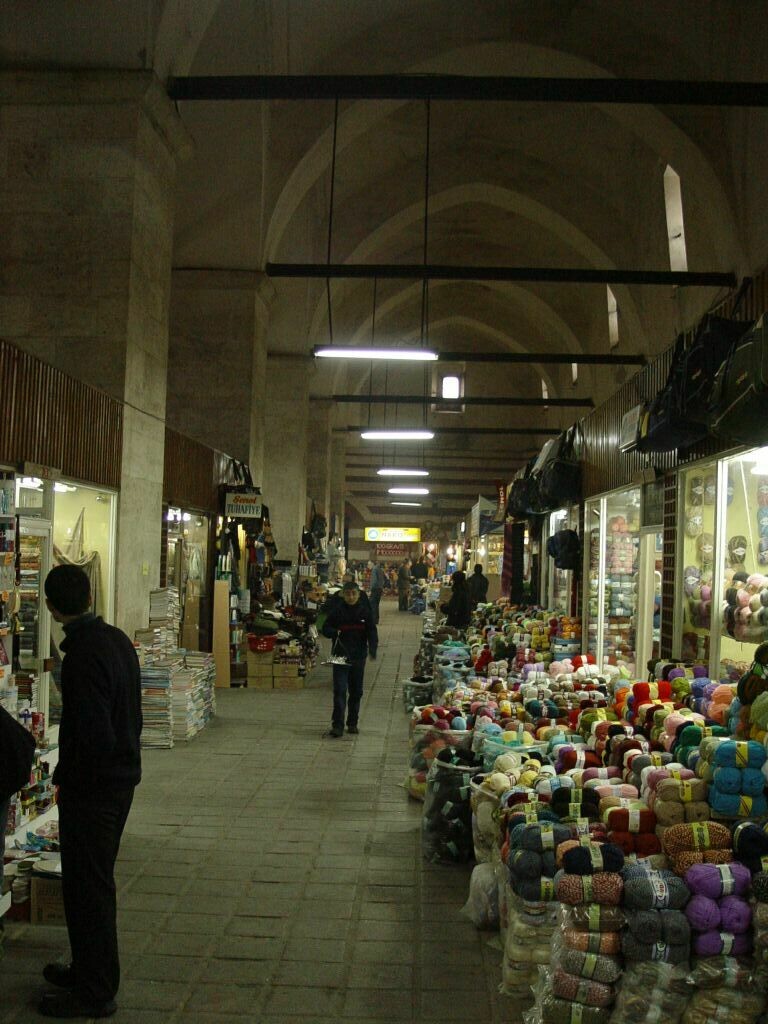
[0,71,190,636]
[329,435,347,538]
[167,270,270,479]
[260,356,309,562]
[306,400,333,520]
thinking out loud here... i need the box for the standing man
[39,565,142,1019]
[397,558,412,612]
[322,580,378,737]
[411,556,429,581]
[368,558,387,624]
[467,563,490,606]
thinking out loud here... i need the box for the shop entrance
[635,529,663,674]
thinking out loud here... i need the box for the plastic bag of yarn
[421,758,475,864]
[550,966,615,1008]
[550,936,622,984]
[559,902,625,933]
[470,776,503,862]
[460,862,499,930]
[685,954,755,989]
[609,962,691,1024]
[523,972,613,1024]
[620,933,690,964]
[623,870,690,909]
[555,872,624,906]
[401,676,434,711]
[682,988,765,1024]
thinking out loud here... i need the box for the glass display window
[583,488,641,673]
[543,507,577,614]
[676,461,717,665]
[716,446,768,681]
[52,483,116,622]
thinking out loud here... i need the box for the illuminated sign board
[364,527,421,543]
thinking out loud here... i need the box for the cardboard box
[273,676,304,690]
[247,676,274,691]
[247,651,275,677]
[273,662,300,678]
[31,875,65,926]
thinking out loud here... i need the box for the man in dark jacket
[467,563,490,606]
[397,559,411,611]
[321,580,378,737]
[39,565,142,1020]
[440,570,472,630]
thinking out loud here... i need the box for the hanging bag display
[538,425,582,508]
[506,459,541,518]
[546,528,581,571]
[709,315,768,444]
[679,313,754,429]
[636,334,705,452]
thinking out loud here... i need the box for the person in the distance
[467,563,490,606]
[440,570,472,630]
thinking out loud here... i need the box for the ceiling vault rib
[167,75,768,107]
[268,263,734,287]
[322,394,594,407]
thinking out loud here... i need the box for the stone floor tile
[123,954,208,983]
[211,935,283,960]
[200,958,276,985]
[282,937,347,962]
[119,979,190,1011]
[263,985,344,1016]
[346,963,414,990]
[271,960,348,988]
[182,982,265,1014]
[351,941,414,965]
[288,917,352,940]
[342,989,414,1020]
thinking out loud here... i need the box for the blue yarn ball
[451,716,467,731]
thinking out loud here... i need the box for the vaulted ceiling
[3,1,767,525]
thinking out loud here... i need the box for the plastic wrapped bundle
[682,987,765,1024]
[686,954,755,988]
[551,966,614,1007]
[421,757,476,863]
[620,933,689,964]
[501,893,558,1001]
[522,976,611,1024]
[461,862,499,929]
[661,821,733,876]
[558,841,625,875]
[623,870,690,910]
[623,908,690,946]
[555,872,623,906]
[609,962,690,1024]
[470,777,501,863]
[401,676,434,711]
[557,947,622,984]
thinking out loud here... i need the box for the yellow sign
[364,527,421,543]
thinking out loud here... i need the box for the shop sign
[19,461,61,481]
[364,526,421,542]
[376,542,412,558]
[493,479,507,522]
[224,491,263,517]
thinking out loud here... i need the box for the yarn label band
[650,875,669,907]
[570,1004,583,1024]
[588,905,600,930]
[540,878,554,900]
[651,941,670,961]
[735,742,749,768]
[575,980,590,1004]
[628,808,641,832]
[540,823,555,849]
[575,818,590,837]
[739,795,753,816]
[680,780,694,802]
[582,952,598,978]
[717,864,735,894]
[691,822,710,849]
[582,876,594,900]
[719,931,734,954]
[651,753,664,766]
[588,844,603,871]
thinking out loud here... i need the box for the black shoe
[38,992,117,1018]
[329,726,344,738]
[43,964,76,989]
[347,725,359,734]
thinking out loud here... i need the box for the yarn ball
[685,894,720,931]
[551,967,615,1008]
[719,894,752,933]
[558,948,622,985]
[555,872,624,906]
[623,872,690,910]
[560,843,625,876]
[621,935,689,964]
[603,807,656,834]
[623,908,690,946]
[562,927,621,956]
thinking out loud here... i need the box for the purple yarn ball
[719,895,752,934]
[685,894,720,931]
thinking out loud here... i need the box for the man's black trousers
[58,786,135,1007]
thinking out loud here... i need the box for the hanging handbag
[0,704,35,803]
[506,459,542,518]
[538,425,582,508]
[680,314,754,428]
[636,334,705,452]
[709,314,768,443]
[546,529,581,571]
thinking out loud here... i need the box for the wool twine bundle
[622,863,676,882]
[563,903,624,932]
[712,765,765,795]
[551,967,615,1008]
[712,739,766,769]
[692,929,752,956]
[560,842,624,876]
[582,766,621,784]
[644,766,695,793]
[623,908,690,945]
[558,948,622,984]
[670,849,733,876]
[536,988,611,1024]
[593,782,638,799]
[507,808,561,831]
[623,871,690,910]
[686,954,754,989]
[684,861,751,898]
[552,785,600,810]
[653,798,711,827]
[608,831,662,857]
[603,806,656,834]
[555,872,624,906]
[621,934,689,964]
[709,788,768,819]
[512,875,559,901]
[662,821,731,856]
[599,796,645,818]
[718,894,752,933]
[508,848,557,880]
[562,927,621,955]
[654,776,707,802]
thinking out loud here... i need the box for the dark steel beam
[270,262,735,287]
[439,351,645,366]
[328,394,593,408]
[167,75,768,107]
[338,426,559,436]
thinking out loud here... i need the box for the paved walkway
[1,603,513,1023]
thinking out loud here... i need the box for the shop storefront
[541,507,579,615]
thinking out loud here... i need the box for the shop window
[433,373,464,412]
[571,362,578,386]
[663,165,688,272]
[607,286,619,348]
[541,379,549,403]
[441,374,461,400]
[718,447,768,679]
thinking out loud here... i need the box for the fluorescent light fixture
[391,501,422,506]
[314,346,438,361]
[361,429,434,441]
[53,482,77,493]
[388,487,429,495]
[377,468,429,477]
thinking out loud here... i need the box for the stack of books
[148,587,181,650]
[139,655,183,749]
[170,651,216,742]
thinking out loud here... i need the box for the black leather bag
[637,335,706,452]
[546,529,581,571]
[680,314,754,428]
[506,460,541,518]
[0,704,35,803]
[538,425,582,508]
[709,315,768,443]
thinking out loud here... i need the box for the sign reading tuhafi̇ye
[224,491,263,517]
[364,526,421,543]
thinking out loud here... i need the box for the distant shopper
[440,569,472,630]
[467,563,490,606]
[321,580,378,736]
[369,558,387,624]
[411,556,429,581]
[397,558,412,611]
[38,565,142,1020]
